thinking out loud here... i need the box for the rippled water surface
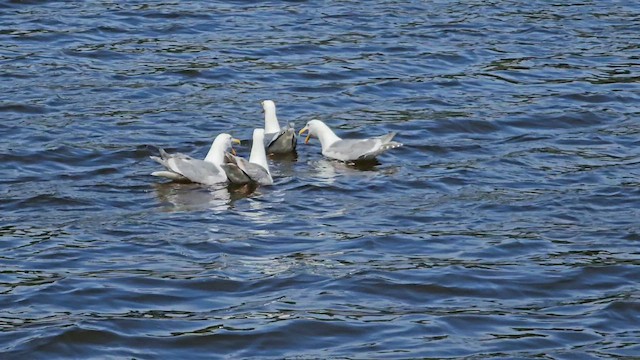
[2,1,640,358]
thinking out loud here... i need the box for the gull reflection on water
[151,156,391,215]
[308,158,382,185]
[153,182,257,213]
[235,188,286,233]
[152,180,284,236]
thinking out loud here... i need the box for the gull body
[299,119,403,162]
[150,133,240,185]
[262,100,297,154]
[222,129,274,186]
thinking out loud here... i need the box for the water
[1,1,639,358]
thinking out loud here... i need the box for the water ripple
[1,0,639,358]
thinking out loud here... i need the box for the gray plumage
[265,123,297,154]
[150,149,227,185]
[149,133,237,185]
[262,100,297,154]
[223,153,273,186]
[324,133,403,161]
[299,119,403,162]
[223,128,274,186]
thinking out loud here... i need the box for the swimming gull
[222,128,274,186]
[298,119,403,162]
[262,100,297,154]
[150,133,240,185]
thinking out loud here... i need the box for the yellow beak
[299,127,311,144]
[231,138,240,155]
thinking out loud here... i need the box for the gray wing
[323,132,402,161]
[244,162,273,185]
[151,149,227,185]
[356,132,403,160]
[225,153,273,186]
[150,148,192,173]
[221,163,252,184]
[151,170,189,182]
[266,126,297,154]
[222,153,252,184]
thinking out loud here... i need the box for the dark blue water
[2,1,640,358]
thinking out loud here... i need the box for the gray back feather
[324,132,402,161]
[266,128,297,154]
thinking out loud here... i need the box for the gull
[222,128,274,186]
[261,100,297,154]
[150,133,240,185]
[298,119,402,162]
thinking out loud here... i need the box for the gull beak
[299,126,311,144]
[231,138,241,155]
